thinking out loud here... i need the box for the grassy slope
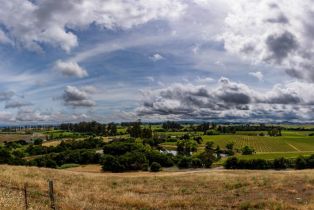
[0,165,313,209]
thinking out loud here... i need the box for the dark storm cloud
[265,31,298,64]
[137,78,314,121]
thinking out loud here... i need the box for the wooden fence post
[48,180,56,210]
[24,183,28,210]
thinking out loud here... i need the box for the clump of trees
[26,137,104,156]
[0,136,106,169]
[101,138,174,172]
[60,121,118,136]
[126,122,153,139]
[30,149,101,168]
[267,128,282,136]
[241,146,255,155]
[162,121,182,131]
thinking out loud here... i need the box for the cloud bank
[137,78,314,121]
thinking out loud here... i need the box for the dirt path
[287,143,301,151]
[65,165,226,177]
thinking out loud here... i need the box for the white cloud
[222,0,314,82]
[0,30,11,44]
[0,111,13,122]
[196,76,214,84]
[15,108,49,122]
[62,85,96,107]
[249,72,264,81]
[0,91,14,101]
[5,100,32,109]
[0,0,186,52]
[55,60,88,78]
[149,53,164,62]
[146,76,155,82]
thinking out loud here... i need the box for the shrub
[306,155,314,168]
[241,146,255,155]
[177,156,192,169]
[225,143,234,150]
[237,159,271,170]
[103,141,145,156]
[101,155,125,172]
[295,156,307,169]
[33,138,43,145]
[191,158,202,168]
[273,157,290,169]
[146,150,174,167]
[119,151,148,171]
[193,136,203,144]
[224,157,238,169]
[150,162,162,172]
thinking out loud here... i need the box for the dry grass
[0,165,313,209]
[42,140,62,147]
[0,134,33,142]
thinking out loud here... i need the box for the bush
[101,155,125,172]
[237,159,271,170]
[119,151,148,171]
[224,157,271,170]
[306,155,314,168]
[295,156,307,169]
[150,162,162,172]
[177,156,192,169]
[241,146,255,155]
[273,157,290,169]
[191,158,202,168]
[33,138,43,145]
[146,150,174,167]
[224,157,238,169]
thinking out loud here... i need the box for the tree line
[224,155,314,170]
[60,121,117,136]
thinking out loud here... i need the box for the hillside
[0,165,313,209]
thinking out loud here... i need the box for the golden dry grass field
[0,165,313,209]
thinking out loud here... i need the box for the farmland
[161,131,314,156]
[0,122,313,209]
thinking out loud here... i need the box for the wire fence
[0,180,57,210]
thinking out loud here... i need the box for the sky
[0,0,314,124]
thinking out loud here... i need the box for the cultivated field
[0,165,313,209]
[0,133,36,142]
[162,131,314,152]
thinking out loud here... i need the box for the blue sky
[0,0,313,124]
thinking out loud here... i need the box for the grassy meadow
[0,165,314,209]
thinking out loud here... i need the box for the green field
[161,131,314,161]
[202,133,314,152]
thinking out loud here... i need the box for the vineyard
[203,134,314,153]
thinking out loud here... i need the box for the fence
[0,180,57,210]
